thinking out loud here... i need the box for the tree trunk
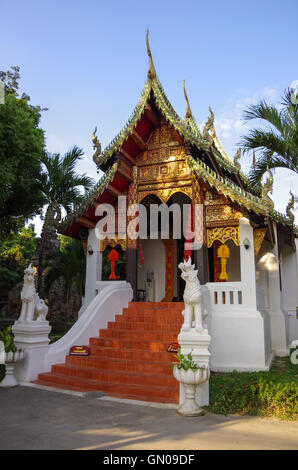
[36,205,60,296]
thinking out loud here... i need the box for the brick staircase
[34,302,184,404]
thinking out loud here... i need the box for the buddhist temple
[34,32,298,402]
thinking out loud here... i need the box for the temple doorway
[136,192,192,302]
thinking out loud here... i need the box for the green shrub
[207,356,298,420]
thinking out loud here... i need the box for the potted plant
[172,348,209,416]
[0,326,24,388]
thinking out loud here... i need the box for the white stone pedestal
[12,321,51,382]
[177,330,211,407]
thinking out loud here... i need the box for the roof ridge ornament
[286,190,295,223]
[233,148,241,172]
[92,126,102,170]
[146,29,156,80]
[202,107,214,144]
[261,167,274,210]
[183,80,192,119]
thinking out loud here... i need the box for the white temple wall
[280,242,298,342]
[207,218,273,371]
[137,239,166,301]
[256,225,289,356]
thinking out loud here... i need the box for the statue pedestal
[12,321,51,382]
[177,330,211,407]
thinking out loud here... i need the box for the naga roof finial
[233,148,241,171]
[92,126,102,168]
[146,29,156,80]
[183,80,192,119]
[202,106,215,144]
[261,166,274,210]
[286,190,295,224]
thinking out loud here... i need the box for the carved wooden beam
[118,148,135,165]
[107,184,123,198]
[144,103,160,127]
[116,164,133,182]
[78,217,96,229]
[131,129,147,151]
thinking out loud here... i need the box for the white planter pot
[0,350,24,388]
[173,365,210,416]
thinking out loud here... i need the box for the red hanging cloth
[139,239,144,265]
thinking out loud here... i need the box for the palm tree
[240,89,298,189]
[35,146,94,294]
[43,237,86,306]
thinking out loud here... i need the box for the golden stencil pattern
[138,185,192,204]
[206,205,243,223]
[207,226,240,248]
[162,239,175,302]
[127,167,138,249]
[100,235,126,253]
[191,172,204,245]
[253,228,267,257]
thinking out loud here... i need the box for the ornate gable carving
[136,121,192,203]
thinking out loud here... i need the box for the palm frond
[240,89,298,185]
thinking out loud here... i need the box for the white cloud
[215,86,280,149]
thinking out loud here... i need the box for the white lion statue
[17,264,48,323]
[178,257,207,332]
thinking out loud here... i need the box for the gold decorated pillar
[191,168,209,284]
[126,166,138,300]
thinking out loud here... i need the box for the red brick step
[33,301,182,404]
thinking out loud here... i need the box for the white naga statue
[178,257,207,332]
[17,264,48,323]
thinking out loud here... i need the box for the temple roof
[58,32,297,237]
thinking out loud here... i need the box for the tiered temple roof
[59,31,297,238]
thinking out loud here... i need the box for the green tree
[0,224,37,301]
[0,66,46,236]
[43,236,86,304]
[35,147,94,293]
[240,89,298,189]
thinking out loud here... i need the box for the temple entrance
[136,192,192,301]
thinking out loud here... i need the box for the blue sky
[1,0,298,231]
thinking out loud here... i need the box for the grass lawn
[206,352,298,420]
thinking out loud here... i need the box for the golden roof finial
[233,148,241,171]
[286,190,295,223]
[92,126,102,169]
[183,80,192,119]
[146,29,156,80]
[261,166,274,210]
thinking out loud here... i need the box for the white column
[280,243,298,342]
[239,217,257,309]
[266,223,289,356]
[84,228,102,306]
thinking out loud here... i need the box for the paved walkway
[0,385,297,450]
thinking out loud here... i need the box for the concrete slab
[0,386,297,450]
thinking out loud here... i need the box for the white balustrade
[206,282,243,309]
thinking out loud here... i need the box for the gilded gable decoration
[207,226,240,248]
[253,228,267,257]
